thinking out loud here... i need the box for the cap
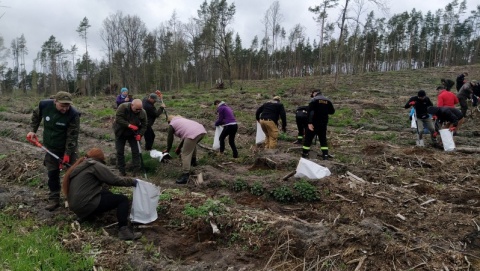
[149,93,161,102]
[418,90,426,97]
[273,96,281,101]
[54,91,73,104]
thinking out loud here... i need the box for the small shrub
[182,199,225,218]
[271,186,294,203]
[232,178,248,192]
[293,180,319,202]
[250,181,265,196]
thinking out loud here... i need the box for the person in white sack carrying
[404,90,437,145]
[213,100,238,158]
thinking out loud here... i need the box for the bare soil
[2,66,480,270]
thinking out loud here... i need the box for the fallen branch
[282,170,296,181]
[396,213,406,221]
[346,255,367,271]
[455,147,480,154]
[367,193,393,203]
[335,193,354,202]
[420,199,436,206]
[346,171,366,183]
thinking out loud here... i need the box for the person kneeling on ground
[164,115,207,184]
[63,148,141,240]
[427,106,464,136]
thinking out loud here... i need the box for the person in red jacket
[436,86,459,108]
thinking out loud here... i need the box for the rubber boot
[118,226,142,240]
[322,150,329,160]
[176,173,190,184]
[45,198,60,211]
[191,157,198,167]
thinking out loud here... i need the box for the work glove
[432,115,437,120]
[175,147,181,155]
[449,126,456,132]
[135,134,142,141]
[59,154,70,169]
[433,132,438,137]
[155,90,163,99]
[128,124,139,131]
[409,101,415,106]
[26,132,38,141]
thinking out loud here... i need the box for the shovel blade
[416,139,424,147]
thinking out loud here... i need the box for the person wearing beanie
[116,87,131,107]
[62,148,141,241]
[405,90,436,146]
[26,91,80,211]
[301,89,335,160]
[213,100,238,158]
[255,95,287,149]
[456,72,468,92]
[142,92,166,151]
[436,86,459,108]
[427,106,464,135]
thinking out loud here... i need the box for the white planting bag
[294,158,331,179]
[439,129,455,151]
[255,122,266,144]
[130,179,160,224]
[213,126,224,150]
[150,150,169,162]
[411,111,417,129]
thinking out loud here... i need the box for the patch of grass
[91,108,116,118]
[182,198,225,218]
[232,178,249,192]
[0,213,94,270]
[371,132,397,141]
[0,154,7,160]
[0,106,6,112]
[330,108,354,127]
[271,186,294,203]
[250,181,265,196]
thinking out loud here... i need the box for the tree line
[0,0,479,96]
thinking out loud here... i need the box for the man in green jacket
[113,99,147,176]
[27,91,81,211]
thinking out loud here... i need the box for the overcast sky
[0,0,477,71]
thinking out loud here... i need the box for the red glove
[135,134,142,141]
[409,101,415,106]
[128,124,139,131]
[449,126,456,132]
[433,132,438,137]
[432,115,437,120]
[59,154,70,169]
[26,132,38,141]
[175,147,181,155]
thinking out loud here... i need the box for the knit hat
[418,90,426,97]
[149,93,161,102]
[121,87,128,94]
[54,91,73,104]
[86,148,105,163]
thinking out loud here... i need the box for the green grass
[0,213,94,270]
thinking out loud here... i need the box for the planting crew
[63,148,141,240]
[255,96,287,149]
[456,72,468,92]
[142,92,165,151]
[165,115,207,184]
[116,87,131,107]
[26,91,80,211]
[214,100,238,158]
[457,81,474,117]
[404,90,436,144]
[441,78,455,91]
[427,106,465,135]
[436,86,459,108]
[113,99,147,176]
[302,89,335,160]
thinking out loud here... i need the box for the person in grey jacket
[62,148,141,240]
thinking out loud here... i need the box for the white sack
[130,179,160,224]
[411,112,417,129]
[439,129,455,151]
[150,150,169,162]
[213,126,224,150]
[293,158,331,179]
[255,122,266,144]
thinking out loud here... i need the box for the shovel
[136,138,148,180]
[27,136,71,168]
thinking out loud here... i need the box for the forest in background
[0,0,479,96]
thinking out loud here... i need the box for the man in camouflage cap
[27,91,81,211]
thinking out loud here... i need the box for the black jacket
[307,94,335,124]
[256,101,287,129]
[142,97,164,127]
[427,106,463,126]
[404,96,433,119]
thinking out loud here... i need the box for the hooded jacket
[66,158,135,219]
[255,100,287,129]
[404,96,433,119]
[215,102,236,126]
[437,90,459,107]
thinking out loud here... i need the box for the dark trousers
[144,126,155,151]
[219,124,238,158]
[89,190,130,228]
[115,135,140,173]
[458,96,468,117]
[45,150,77,199]
[303,123,328,156]
[295,116,308,140]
